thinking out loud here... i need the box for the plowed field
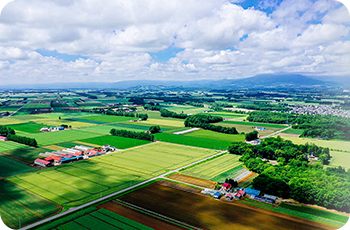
[168,174,217,189]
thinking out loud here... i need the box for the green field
[154,133,233,150]
[199,112,247,119]
[92,142,217,176]
[7,143,215,207]
[1,147,51,163]
[161,105,205,114]
[328,151,350,170]
[181,153,243,181]
[77,115,133,123]
[80,135,151,149]
[138,118,184,129]
[0,141,30,153]
[0,154,36,177]
[277,135,350,152]
[0,180,61,229]
[28,130,104,146]
[80,123,164,134]
[0,118,26,125]
[60,208,154,230]
[282,129,304,135]
[7,122,45,134]
[184,130,245,142]
[221,120,288,128]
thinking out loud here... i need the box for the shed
[226,194,233,201]
[234,190,246,199]
[50,155,63,163]
[34,159,52,167]
[251,195,275,204]
[245,188,260,196]
[0,136,8,141]
[213,192,222,199]
[221,183,232,191]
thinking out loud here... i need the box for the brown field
[168,174,217,189]
[118,181,336,230]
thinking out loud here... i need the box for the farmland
[77,115,134,123]
[7,122,44,133]
[92,142,217,176]
[154,133,233,150]
[221,120,288,128]
[1,146,52,163]
[27,129,104,146]
[328,151,350,170]
[0,141,30,153]
[118,181,330,230]
[80,135,151,149]
[0,154,36,177]
[181,153,243,181]
[0,118,26,125]
[184,129,245,142]
[138,118,184,129]
[0,180,61,229]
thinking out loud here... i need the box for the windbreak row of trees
[184,114,238,134]
[247,111,350,140]
[228,137,350,212]
[81,108,148,120]
[110,129,154,141]
[143,104,187,119]
[0,125,38,147]
[237,103,291,112]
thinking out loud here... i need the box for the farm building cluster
[202,183,277,204]
[255,126,267,131]
[40,126,65,132]
[34,145,116,167]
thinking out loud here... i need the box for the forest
[109,129,154,141]
[184,114,239,134]
[228,137,350,212]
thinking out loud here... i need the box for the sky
[0,0,349,85]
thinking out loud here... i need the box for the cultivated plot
[138,118,184,129]
[0,154,36,177]
[92,142,217,176]
[0,180,61,229]
[184,129,245,142]
[77,115,133,123]
[0,118,26,125]
[181,153,243,181]
[328,151,350,170]
[7,122,45,134]
[80,135,151,149]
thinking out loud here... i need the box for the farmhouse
[234,189,246,199]
[221,183,232,192]
[0,136,8,141]
[213,192,222,199]
[226,193,233,201]
[34,158,53,167]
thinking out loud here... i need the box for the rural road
[259,125,292,139]
[20,150,227,230]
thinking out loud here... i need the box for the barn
[0,136,8,141]
[34,159,53,167]
[226,194,233,201]
[221,183,232,192]
[251,195,275,204]
[245,188,260,196]
[234,190,246,199]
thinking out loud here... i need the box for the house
[34,158,53,167]
[40,127,49,131]
[0,136,8,141]
[102,145,116,152]
[226,194,233,201]
[234,190,246,199]
[221,183,232,192]
[213,192,222,199]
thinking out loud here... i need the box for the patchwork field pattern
[8,122,45,134]
[0,118,26,125]
[181,153,243,181]
[0,141,30,153]
[92,142,217,176]
[184,130,245,142]
[0,180,61,229]
[77,115,133,123]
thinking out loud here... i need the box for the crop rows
[0,154,36,177]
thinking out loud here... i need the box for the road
[7,104,25,117]
[20,150,227,230]
[259,125,292,139]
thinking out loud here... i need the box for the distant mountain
[0,73,340,90]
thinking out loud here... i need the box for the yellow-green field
[328,151,350,170]
[138,118,185,128]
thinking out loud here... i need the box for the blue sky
[0,0,349,84]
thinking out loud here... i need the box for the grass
[27,130,105,146]
[32,118,95,128]
[80,135,151,149]
[1,147,52,163]
[328,151,350,170]
[77,115,133,123]
[0,154,36,177]
[0,180,61,229]
[282,129,304,135]
[199,112,247,119]
[92,142,217,176]
[154,133,233,150]
[184,129,245,142]
[138,118,184,129]
[0,118,26,125]
[7,122,45,134]
[276,135,350,152]
[80,125,142,134]
[0,141,30,152]
[221,120,288,128]
[161,105,205,114]
[181,153,243,181]
[7,160,151,207]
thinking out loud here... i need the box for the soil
[117,181,338,230]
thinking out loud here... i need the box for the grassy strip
[221,120,287,128]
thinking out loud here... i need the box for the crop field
[29,112,93,119]
[22,102,51,109]
[92,142,216,176]
[328,151,350,170]
[154,133,232,150]
[7,122,45,134]
[161,105,205,114]
[32,118,94,128]
[7,160,151,206]
[0,141,30,153]
[221,120,288,128]
[0,180,61,229]
[138,118,184,129]
[219,122,284,136]
[0,118,26,125]
[0,154,36,177]
[1,147,51,163]
[28,130,104,146]
[80,135,151,149]
[167,174,217,189]
[276,135,350,152]
[77,115,133,123]
[282,128,304,135]
[184,129,245,142]
[112,122,172,131]
[118,182,329,230]
[181,153,243,181]
[200,112,247,119]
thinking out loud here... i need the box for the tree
[245,131,258,141]
[149,126,161,134]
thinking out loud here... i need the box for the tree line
[184,114,238,134]
[228,137,350,212]
[110,129,154,141]
[144,104,188,119]
[82,108,148,120]
[0,125,38,147]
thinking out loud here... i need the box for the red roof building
[50,155,63,162]
[235,190,246,198]
[221,183,232,191]
[34,158,52,167]
[0,136,8,141]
